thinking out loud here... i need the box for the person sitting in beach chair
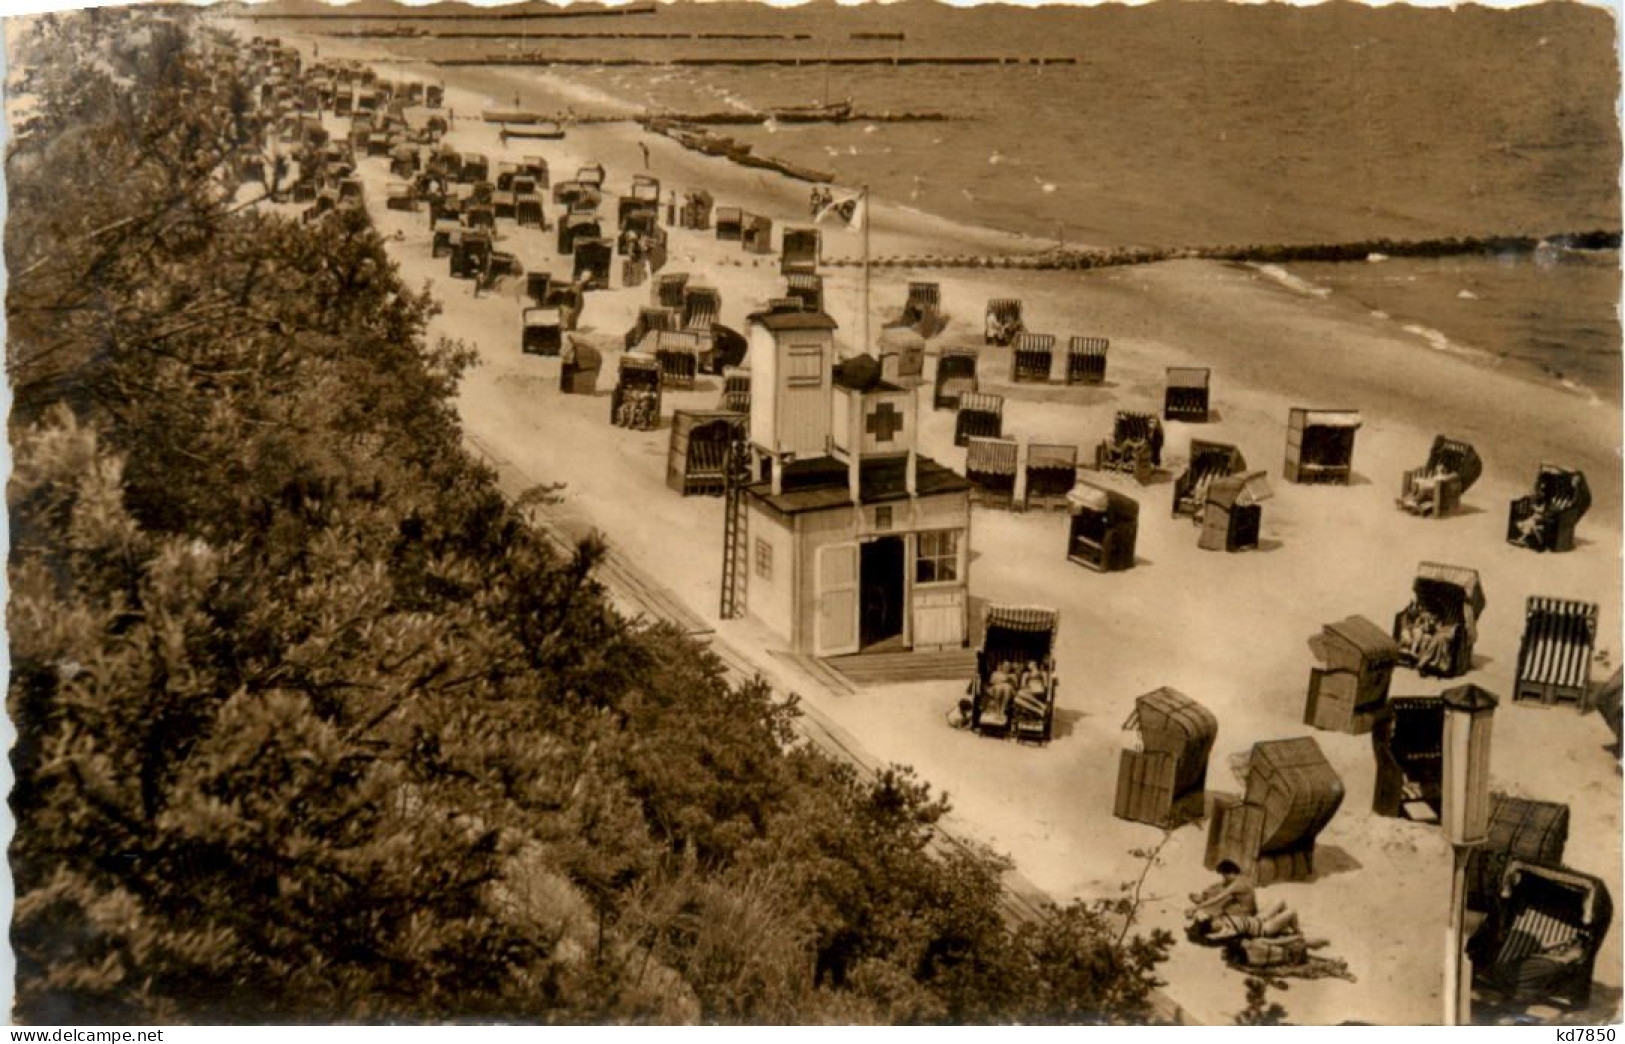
[1398,608,1455,675]
[1489,929,1593,1003]
[1187,860,1258,932]
[981,662,1019,729]
[1513,501,1552,549]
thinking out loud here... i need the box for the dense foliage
[6,8,1171,1024]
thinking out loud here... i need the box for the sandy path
[279,29,1621,1026]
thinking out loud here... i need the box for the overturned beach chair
[1095,411,1164,485]
[1173,440,1246,520]
[965,436,1019,509]
[1398,435,1483,519]
[1206,737,1344,886]
[1010,333,1057,384]
[1066,482,1138,573]
[1514,597,1598,712]
[1305,615,1398,735]
[1197,471,1272,553]
[1470,796,1571,916]
[954,391,1004,448]
[1023,442,1077,511]
[984,298,1023,347]
[1115,687,1218,828]
[1165,367,1211,423]
[1508,464,1591,553]
[1065,336,1109,386]
[933,348,979,411]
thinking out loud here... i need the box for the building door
[814,543,860,657]
[859,536,906,650]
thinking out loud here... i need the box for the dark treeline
[5,7,1172,1026]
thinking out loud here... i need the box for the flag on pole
[815,187,866,231]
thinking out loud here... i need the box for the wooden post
[1443,843,1470,1026]
[861,185,871,355]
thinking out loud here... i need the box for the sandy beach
[262,27,1622,1026]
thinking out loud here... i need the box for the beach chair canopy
[1302,408,1363,430]
[523,306,561,329]
[1027,443,1077,472]
[1415,561,1487,621]
[1168,366,1211,390]
[577,164,606,186]
[1313,615,1400,667]
[1015,332,1056,353]
[966,436,1018,477]
[939,348,978,380]
[619,354,662,381]
[1424,435,1484,493]
[1533,465,1591,516]
[1069,335,1108,357]
[1242,737,1345,855]
[958,391,1004,419]
[562,339,601,369]
[1206,471,1273,509]
[987,298,1022,322]
[1125,687,1219,794]
[982,605,1059,666]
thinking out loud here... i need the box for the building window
[755,537,773,580]
[916,529,959,585]
[787,347,823,386]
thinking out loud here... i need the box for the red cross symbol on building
[866,402,904,443]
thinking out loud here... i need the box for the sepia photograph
[2,0,1621,1028]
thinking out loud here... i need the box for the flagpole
[861,185,871,354]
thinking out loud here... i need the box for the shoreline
[295,27,1621,409]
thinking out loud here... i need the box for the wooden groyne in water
[435,55,1078,68]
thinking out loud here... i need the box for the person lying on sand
[1201,899,1300,943]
